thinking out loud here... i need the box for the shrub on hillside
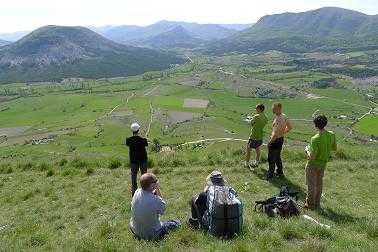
[19,162,33,171]
[46,169,54,177]
[151,138,161,153]
[108,159,122,169]
[86,167,94,175]
[39,162,50,171]
[58,158,68,167]
[71,158,88,169]
[0,163,13,174]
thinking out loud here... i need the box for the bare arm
[306,149,317,160]
[269,133,279,144]
[285,119,293,134]
[153,181,163,198]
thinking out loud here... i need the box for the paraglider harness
[254,186,300,218]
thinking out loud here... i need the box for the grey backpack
[205,185,243,238]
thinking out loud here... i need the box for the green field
[0,53,377,251]
[354,115,378,136]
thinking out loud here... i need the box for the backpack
[254,186,300,218]
[204,185,243,238]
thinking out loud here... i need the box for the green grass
[0,52,377,250]
[354,115,378,136]
[0,145,377,251]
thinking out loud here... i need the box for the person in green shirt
[305,115,337,210]
[245,104,268,169]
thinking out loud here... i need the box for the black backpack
[254,186,300,218]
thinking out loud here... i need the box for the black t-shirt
[126,135,148,164]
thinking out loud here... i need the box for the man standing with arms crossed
[245,104,268,169]
[266,103,292,180]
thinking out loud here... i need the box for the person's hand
[155,181,160,190]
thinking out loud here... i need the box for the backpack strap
[254,200,266,211]
[223,204,228,236]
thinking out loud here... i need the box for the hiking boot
[188,218,200,229]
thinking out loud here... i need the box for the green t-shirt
[249,113,268,140]
[307,130,336,169]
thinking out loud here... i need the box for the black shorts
[248,139,263,149]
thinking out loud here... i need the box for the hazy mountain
[207,7,378,54]
[218,24,253,31]
[0,31,29,42]
[0,25,184,83]
[138,26,205,49]
[97,21,238,45]
[0,39,10,47]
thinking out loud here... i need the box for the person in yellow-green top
[305,115,337,210]
[245,104,268,169]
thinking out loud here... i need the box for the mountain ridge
[206,7,378,54]
[0,25,184,83]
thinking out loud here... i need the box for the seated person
[130,173,180,240]
[189,170,225,229]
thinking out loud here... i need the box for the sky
[0,0,377,33]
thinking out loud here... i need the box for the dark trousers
[190,192,208,228]
[131,161,147,196]
[267,137,284,177]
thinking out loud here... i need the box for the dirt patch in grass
[306,93,324,99]
[168,111,201,124]
[0,126,31,137]
[183,99,209,109]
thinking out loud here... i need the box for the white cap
[130,122,140,132]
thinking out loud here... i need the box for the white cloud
[0,0,377,32]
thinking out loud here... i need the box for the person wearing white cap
[126,122,149,196]
[188,170,225,229]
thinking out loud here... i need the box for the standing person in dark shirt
[126,122,149,196]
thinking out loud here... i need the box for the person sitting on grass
[188,170,226,229]
[130,173,180,240]
[304,115,337,210]
[245,103,268,169]
[126,122,148,197]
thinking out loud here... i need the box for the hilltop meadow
[0,52,377,251]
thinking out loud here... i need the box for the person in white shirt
[130,173,180,240]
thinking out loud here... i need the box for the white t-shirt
[130,189,166,240]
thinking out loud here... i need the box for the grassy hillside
[0,52,376,250]
[354,115,378,136]
[0,26,185,83]
[0,146,377,251]
[207,7,378,55]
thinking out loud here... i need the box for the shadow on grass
[254,168,306,200]
[316,207,362,224]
